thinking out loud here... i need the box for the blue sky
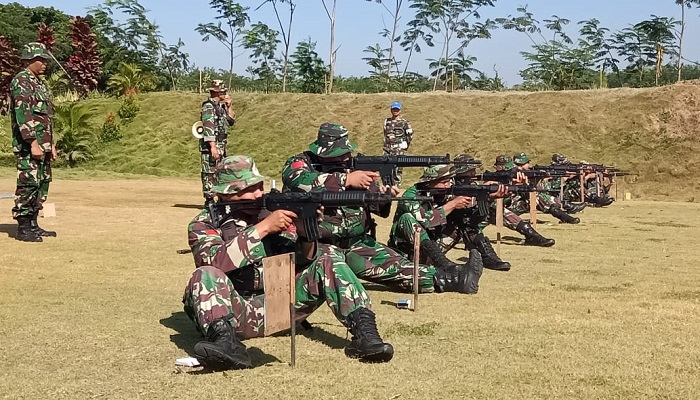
[7,0,700,85]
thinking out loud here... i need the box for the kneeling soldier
[183,155,393,370]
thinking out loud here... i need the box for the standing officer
[383,101,413,186]
[199,79,236,205]
[10,42,56,242]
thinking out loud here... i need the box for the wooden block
[262,252,295,336]
[528,191,537,228]
[41,203,56,218]
[625,192,632,200]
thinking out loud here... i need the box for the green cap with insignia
[20,42,50,60]
[309,122,357,158]
[513,152,530,165]
[213,155,267,194]
[418,164,455,183]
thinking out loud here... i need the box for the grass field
[1,177,699,399]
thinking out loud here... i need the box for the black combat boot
[31,213,56,237]
[562,201,586,214]
[472,234,510,271]
[420,239,471,293]
[462,249,484,294]
[515,221,555,247]
[345,308,394,362]
[15,216,42,242]
[549,207,580,224]
[194,318,252,370]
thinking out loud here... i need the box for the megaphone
[192,121,204,139]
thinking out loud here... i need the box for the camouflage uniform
[200,80,235,202]
[184,156,393,367]
[184,156,372,338]
[282,123,436,293]
[383,101,413,186]
[11,44,54,221]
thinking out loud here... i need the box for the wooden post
[579,173,586,203]
[262,252,296,367]
[495,198,504,255]
[412,231,420,312]
[198,69,202,94]
[528,191,537,228]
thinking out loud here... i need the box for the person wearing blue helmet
[383,101,414,186]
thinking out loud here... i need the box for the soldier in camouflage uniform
[10,43,57,242]
[548,153,587,213]
[511,152,580,224]
[387,164,485,293]
[282,123,476,294]
[383,101,413,186]
[199,80,236,205]
[486,156,555,247]
[183,155,393,370]
[579,160,615,207]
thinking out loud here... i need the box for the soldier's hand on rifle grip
[514,171,528,185]
[380,184,400,196]
[256,209,297,238]
[346,170,379,189]
[489,184,508,199]
[450,196,472,210]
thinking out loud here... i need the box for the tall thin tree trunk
[385,0,401,88]
[328,0,336,93]
[282,4,294,92]
[678,3,685,82]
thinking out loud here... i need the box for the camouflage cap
[453,153,478,174]
[504,160,516,169]
[513,152,530,165]
[212,155,267,194]
[494,155,511,166]
[20,42,50,60]
[207,80,227,92]
[551,153,570,165]
[418,164,455,183]
[308,122,357,158]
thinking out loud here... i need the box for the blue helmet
[390,101,402,110]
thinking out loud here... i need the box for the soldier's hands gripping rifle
[472,169,553,185]
[212,189,431,241]
[421,183,541,217]
[315,154,482,187]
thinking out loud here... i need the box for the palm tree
[107,62,155,96]
[634,16,680,85]
[53,103,96,167]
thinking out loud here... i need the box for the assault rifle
[421,183,541,216]
[211,189,431,241]
[467,169,555,185]
[532,164,633,176]
[315,154,482,186]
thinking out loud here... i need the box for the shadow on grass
[0,223,17,239]
[300,322,348,350]
[161,311,284,368]
[362,282,406,293]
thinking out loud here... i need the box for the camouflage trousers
[336,234,436,293]
[12,153,52,219]
[383,150,405,187]
[200,146,226,200]
[585,179,613,201]
[511,193,561,214]
[486,204,523,230]
[389,212,464,258]
[182,244,371,339]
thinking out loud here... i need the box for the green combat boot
[194,318,252,370]
[15,216,42,242]
[345,308,394,363]
[31,213,56,237]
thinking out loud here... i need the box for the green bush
[117,94,140,125]
[99,112,122,143]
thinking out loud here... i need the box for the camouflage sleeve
[396,186,447,228]
[200,102,216,142]
[282,154,347,192]
[188,217,268,273]
[11,75,38,142]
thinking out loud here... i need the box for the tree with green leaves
[195,0,249,89]
[675,0,700,81]
[578,18,617,88]
[107,62,155,95]
[289,38,327,93]
[241,22,280,92]
[53,103,96,167]
[366,0,405,86]
[256,0,296,92]
[633,15,679,85]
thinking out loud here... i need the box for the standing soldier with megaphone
[198,79,236,206]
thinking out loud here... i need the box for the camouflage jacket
[282,151,390,241]
[392,184,448,232]
[188,207,297,293]
[200,98,234,150]
[11,69,53,154]
[383,116,413,154]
